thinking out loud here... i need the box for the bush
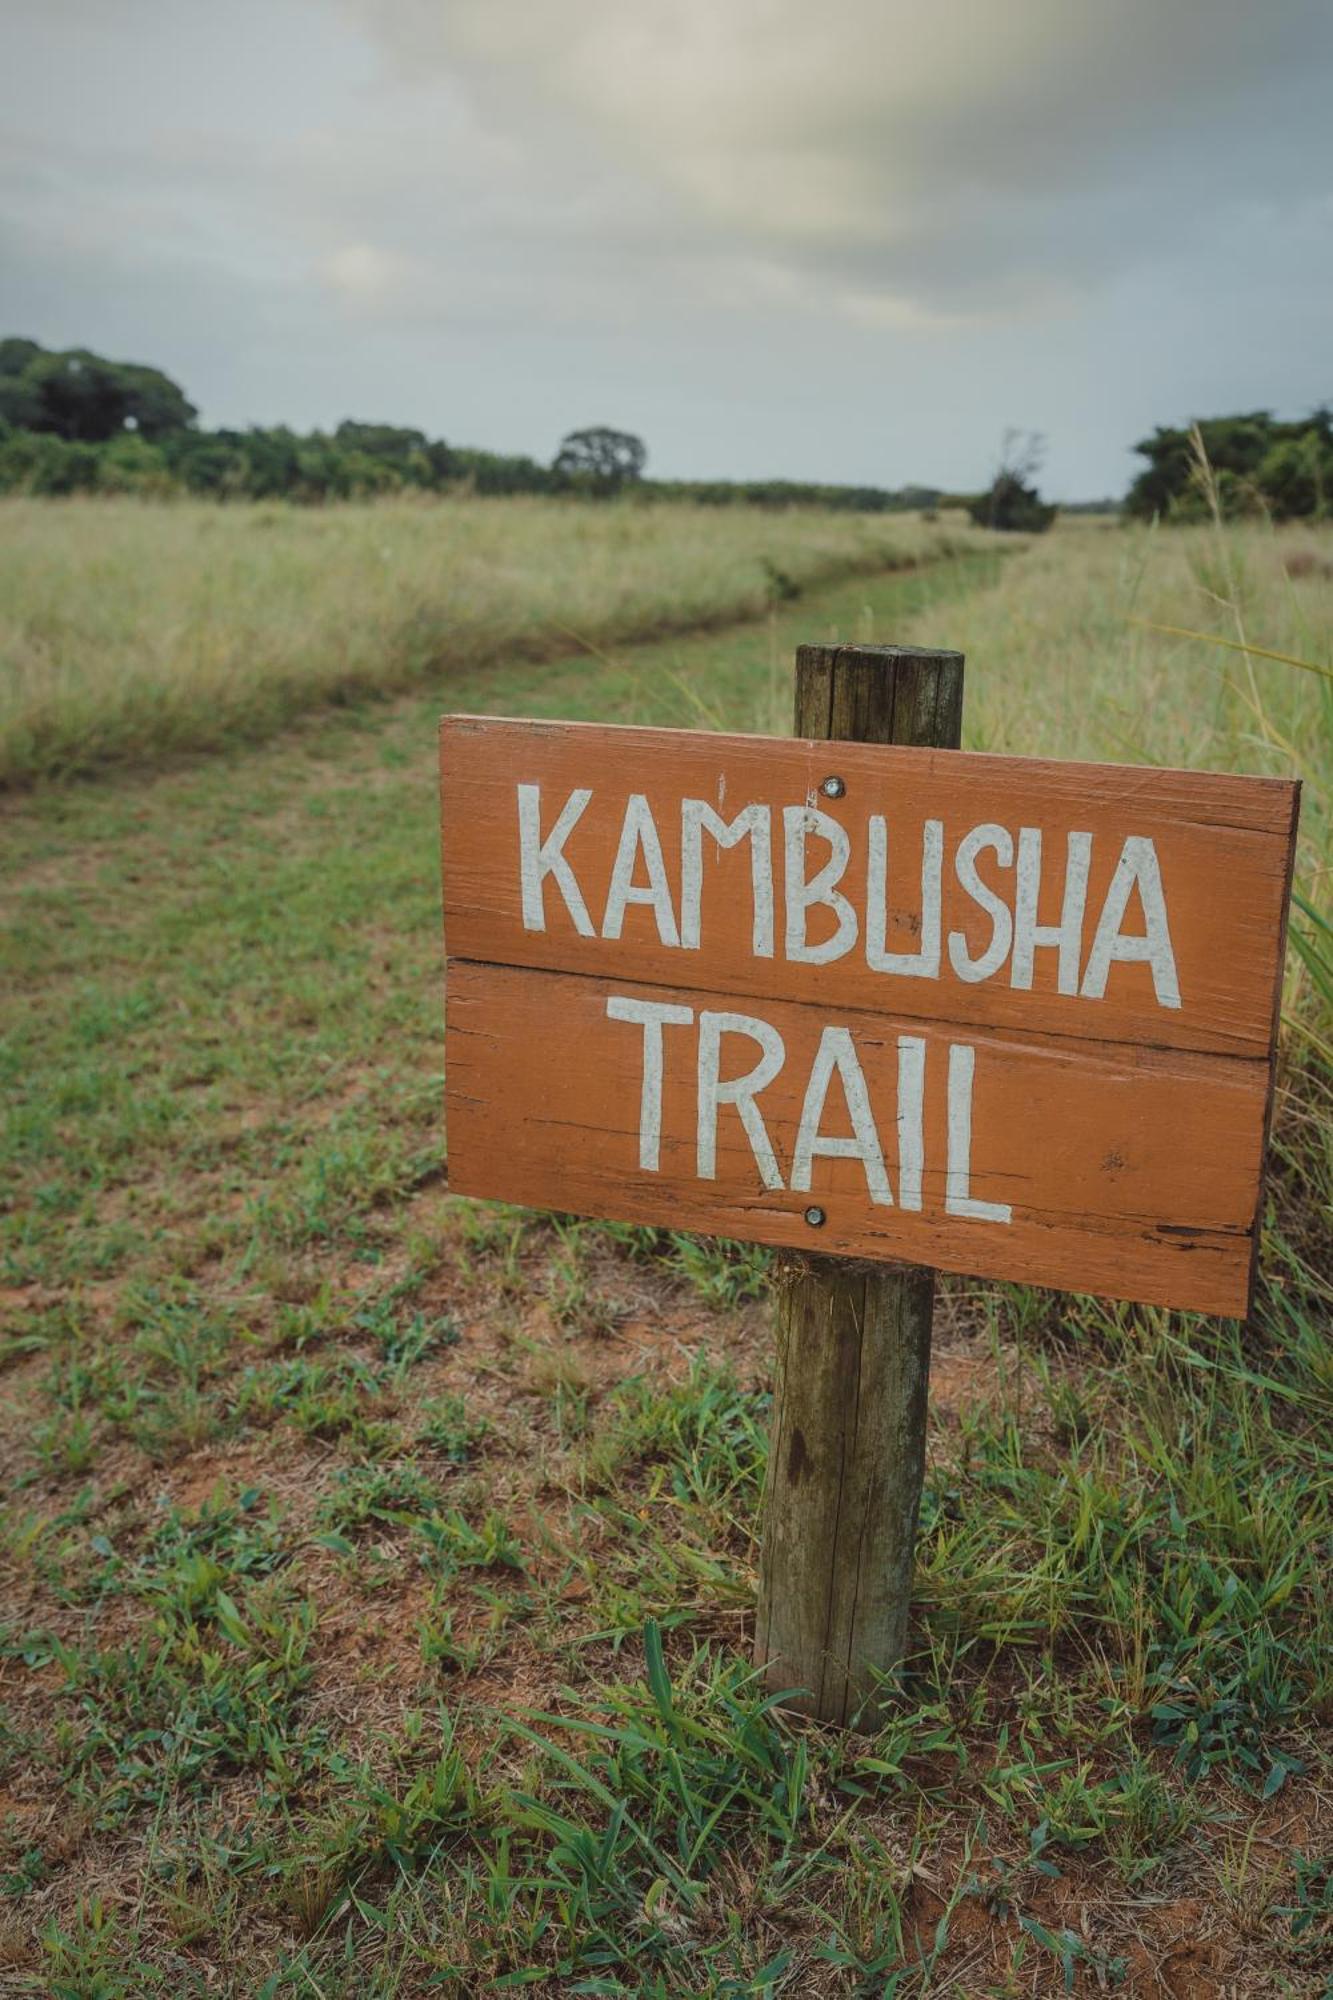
[0,428,102,495]
[968,472,1056,533]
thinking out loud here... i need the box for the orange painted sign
[440,717,1299,1315]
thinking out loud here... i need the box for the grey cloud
[346,0,1333,318]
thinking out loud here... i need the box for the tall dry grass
[894,514,1331,1067]
[0,496,981,786]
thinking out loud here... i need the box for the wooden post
[754,642,964,1726]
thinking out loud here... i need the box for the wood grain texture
[440,714,1298,1061]
[755,1255,933,1723]
[443,960,1266,1315]
[757,644,953,1724]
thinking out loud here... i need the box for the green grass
[0,518,1330,1993]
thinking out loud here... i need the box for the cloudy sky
[3,0,1332,496]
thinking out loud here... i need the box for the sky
[2,0,1332,498]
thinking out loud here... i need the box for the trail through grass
[0,496,987,787]
[1,522,1330,1995]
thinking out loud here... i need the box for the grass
[0,508,1330,1994]
[0,495,986,788]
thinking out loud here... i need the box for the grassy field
[1,510,1330,1996]
[0,497,985,788]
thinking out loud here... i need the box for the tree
[1255,432,1330,521]
[0,339,195,442]
[114,358,197,440]
[95,432,173,494]
[165,434,251,497]
[969,429,1056,533]
[0,338,43,377]
[0,340,46,432]
[334,421,453,488]
[1124,409,1333,522]
[452,448,557,497]
[553,426,647,495]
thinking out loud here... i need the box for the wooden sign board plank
[441,718,1297,1060]
[447,962,1270,1314]
[440,716,1299,1316]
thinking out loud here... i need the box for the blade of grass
[1127,619,1333,684]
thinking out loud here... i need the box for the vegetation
[0,335,196,442]
[0,339,943,513]
[551,425,648,495]
[968,430,1057,534]
[0,496,988,788]
[1127,407,1333,521]
[0,508,1328,1991]
[652,476,948,514]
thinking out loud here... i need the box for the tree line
[12,333,1322,523]
[0,338,942,512]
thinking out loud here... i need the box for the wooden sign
[440,716,1298,1316]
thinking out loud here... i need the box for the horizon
[11,328,1330,507]
[0,326,1136,503]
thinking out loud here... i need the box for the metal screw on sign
[821,775,846,798]
[803,1205,826,1228]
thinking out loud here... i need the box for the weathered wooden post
[754,642,964,1726]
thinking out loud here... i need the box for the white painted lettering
[945,1043,1012,1223]
[867,817,943,978]
[696,1010,786,1189]
[783,805,858,964]
[517,784,594,936]
[605,995,693,1172]
[1011,828,1093,994]
[680,800,774,958]
[1081,836,1181,1009]
[895,1035,927,1211]
[948,824,1014,983]
[791,1026,892,1206]
[601,794,680,946]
